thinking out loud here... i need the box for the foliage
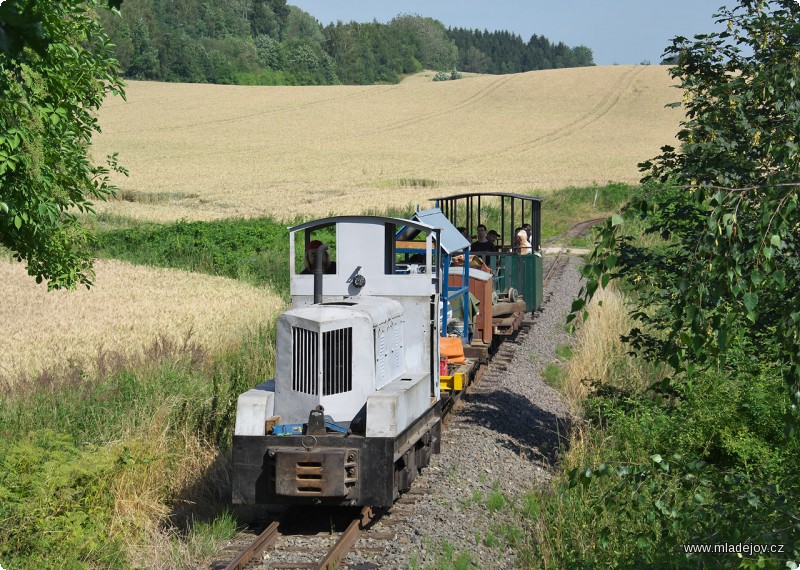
[0,430,126,568]
[543,5,800,567]
[389,14,458,71]
[95,217,292,297]
[447,27,594,74]
[323,20,420,84]
[570,0,800,406]
[99,1,593,85]
[0,325,275,566]
[531,358,800,568]
[432,68,463,82]
[0,0,126,289]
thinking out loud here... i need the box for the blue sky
[288,0,731,66]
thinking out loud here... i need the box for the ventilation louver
[292,326,352,396]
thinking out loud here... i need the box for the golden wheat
[0,257,284,384]
[93,66,683,222]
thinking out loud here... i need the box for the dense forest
[98,0,594,85]
[448,28,594,74]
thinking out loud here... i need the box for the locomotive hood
[274,296,405,425]
[287,296,403,328]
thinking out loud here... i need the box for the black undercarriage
[232,403,442,507]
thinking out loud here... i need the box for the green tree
[573,0,800,405]
[284,6,324,47]
[254,34,283,69]
[128,17,159,79]
[390,14,457,71]
[251,0,287,39]
[0,0,126,290]
[463,45,491,73]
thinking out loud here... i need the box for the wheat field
[6,66,682,381]
[93,65,684,222]
[0,257,284,384]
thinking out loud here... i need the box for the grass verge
[0,325,275,568]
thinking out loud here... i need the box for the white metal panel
[374,317,404,390]
[290,219,437,299]
[234,382,275,436]
[289,297,402,326]
[365,372,433,438]
[291,272,435,298]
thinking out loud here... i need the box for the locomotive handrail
[430,191,545,201]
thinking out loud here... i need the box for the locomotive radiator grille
[292,327,319,395]
[292,326,352,395]
[323,327,352,395]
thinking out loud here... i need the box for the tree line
[448,28,594,73]
[97,0,594,85]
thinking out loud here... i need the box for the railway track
[217,506,377,570]
[540,216,603,291]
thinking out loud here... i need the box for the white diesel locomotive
[232,215,452,507]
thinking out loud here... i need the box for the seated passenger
[523,223,533,243]
[487,229,500,250]
[301,240,337,274]
[514,227,532,255]
[471,224,497,253]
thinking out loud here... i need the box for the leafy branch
[570,0,800,414]
[0,0,126,289]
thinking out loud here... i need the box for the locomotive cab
[232,216,444,507]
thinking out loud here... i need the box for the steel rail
[224,519,281,570]
[317,506,373,570]
[543,250,566,289]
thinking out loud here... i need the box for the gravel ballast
[343,254,585,569]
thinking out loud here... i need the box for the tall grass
[561,284,665,413]
[0,324,275,568]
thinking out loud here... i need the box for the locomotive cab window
[389,223,436,276]
[295,225,337,275]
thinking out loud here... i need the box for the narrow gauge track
[563,217,606,240]
[219,506,374,570]
[214,224,587,570]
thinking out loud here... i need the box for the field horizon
[94,65,684,223]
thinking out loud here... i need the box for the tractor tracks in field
[445,66,644,171]
[371,74,517,136]
[108,84,402,136]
